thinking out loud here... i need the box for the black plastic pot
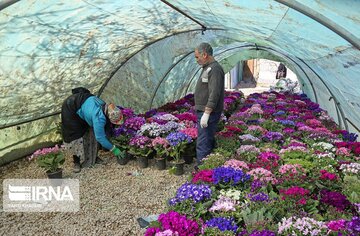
[155,158,166,170]
[174,161,185,176]
[117,155,129,165]
[137,156,149,168]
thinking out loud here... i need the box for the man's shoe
[73,163,81,173]
[95,157,104,165]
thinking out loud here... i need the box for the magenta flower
[319,169,338,181]
[326,219,347,231]
[157,211,200,236]
[192,169,214,183]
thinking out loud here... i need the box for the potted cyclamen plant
[152,137,170,170]
[166,131,192,175]
[31,145,65,179]
[128,135,153,168]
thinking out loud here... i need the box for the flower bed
[145,91,360,235]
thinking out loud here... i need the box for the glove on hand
[111,146,123,158]
[111,146,125,159]
[200,113,210,128]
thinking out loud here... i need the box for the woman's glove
[111,146,125,158]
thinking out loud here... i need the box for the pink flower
[180,128,197,139]
[279,164,304,174]
[336,147,351,156]
[319,170,338,181]
[223,159,249,170]
[28,145,63,161]
[306,119,323,128]
[152,137,169,148]
[247,168,277,184]
[297,198,307,205]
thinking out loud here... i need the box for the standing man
[276,62,287,80]
[194,42,225,167]
[61,87,125,173]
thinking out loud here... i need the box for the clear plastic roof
[1,0,359,163]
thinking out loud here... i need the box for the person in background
[194,42,225,169]
[61,87,124,173]
[276,62,287,80]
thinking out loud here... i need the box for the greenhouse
[1,0,359,235]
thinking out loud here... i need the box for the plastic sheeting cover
[0,0,359,163]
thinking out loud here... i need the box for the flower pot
[155,158,166,170]
[182,144,196,164]
[126,151,136,160]
[117,155,128,165]
[47,168,63,179]
[137,156,149,168]
[148,151,156,160]
[182,154,194,164]
[174,161,185,176]
[46,169,63,186]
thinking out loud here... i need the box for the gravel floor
[0,151,194,236]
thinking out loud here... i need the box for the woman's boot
[73,155,81,173]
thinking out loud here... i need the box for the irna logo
[8,185,74,201]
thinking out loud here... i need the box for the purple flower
[342,131,359,142]
[121,108,135,118]
[347,216,360,235]
[124,116,146,131]
[320,189,351,211]
[212,167,251,186]
[144,109,157,118]
[307,101,320,110]
[277,119,295,126]
[273,110,286,116]
[251,180,264,192]
[287,115,299,120]
[166,132,192,147]
[205,217,238,233]
[169,182,212,205]
[162,121,185,133]
[248,192,270,202]
[262,131,283,142]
